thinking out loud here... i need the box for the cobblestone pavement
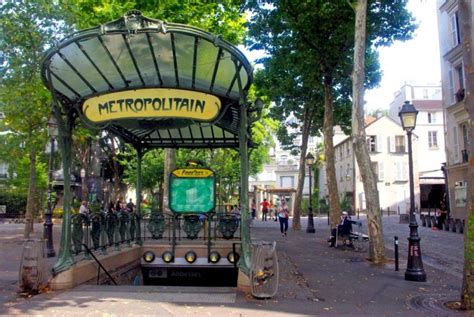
[0,216,470,316]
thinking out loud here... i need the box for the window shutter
[403,162,408,181]
[453,126,459,163]
[389,136,395,153]
[378,162,384,181]
[376,136,383,152]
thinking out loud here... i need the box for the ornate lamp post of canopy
[305,152,315,233]
[399,101,426,282]
[44,117,57,258]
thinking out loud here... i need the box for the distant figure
[115,199,122,212]
[435,200,447,230]
[79,201,89,215]
[278,199,289,236]
[328,211,352,247]
[251,199,256,220]
[127,199,135,213]
[231,204,241,219]
[261,198,270,221]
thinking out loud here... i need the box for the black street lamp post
[306,152,315,233]
[399,101,426,282]
[44,117,57,258]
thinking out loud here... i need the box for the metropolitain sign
[83,88,221,123]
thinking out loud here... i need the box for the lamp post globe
[399,101,426,282]
[44,116,58,258]
[305,152,315,233]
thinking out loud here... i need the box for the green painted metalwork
[129,213,136,242]
[90,213,103,250]
[118,211,128,243]
[106,212,117,247]
[217,214,239,239]
[71,214,86,255]
[135,149,143,245]
[182,215,203,240]
[148,213,165,239]
[237,61,251,274]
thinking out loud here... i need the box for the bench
[334,220,369,250]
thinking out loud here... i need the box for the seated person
[328,211,352,247]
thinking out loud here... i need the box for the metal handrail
[82,243,117,285]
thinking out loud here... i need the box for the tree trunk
[351,0,385,263]
[323,78,341,229]
[163,148,176,215]
[293,104,311,231]
[459,0,474,309]
[24,129,37,238]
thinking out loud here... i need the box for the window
[371,162,384,182]
[394,161,408,181]
[462,123,469,149]
[422,89,428,99]
[449,63,465,104]
[388,136,406,153]
[280,176,294,188]
[427,112,436,124]
[428,131,438,149]
[0,162,7,179]
[366,136,382,153]
[278,155,288,165]
[451,11,461,47]
[453,126,459,163]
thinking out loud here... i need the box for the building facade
[388,83,446,210]
[437,0,471,220]
[330,116,420,214]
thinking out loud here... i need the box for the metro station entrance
[41,10,277,298]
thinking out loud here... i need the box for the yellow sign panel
[83,88,221,123]
[172,168,214,178]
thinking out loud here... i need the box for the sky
[240,0,441,114]
[364,0,441,113]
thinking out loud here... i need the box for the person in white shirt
[79,201,89,215]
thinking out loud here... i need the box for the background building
[388,83,446,210]
[437,0,471,220]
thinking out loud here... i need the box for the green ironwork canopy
[41,10,253,149]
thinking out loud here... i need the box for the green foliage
[63,0,246,44]
[0,191,27,215]
[8,155,48,194]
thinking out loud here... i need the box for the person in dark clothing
[328,211,352,247]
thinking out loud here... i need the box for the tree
[0,1,69,238]
[248,1,415,262]
[351,0,384,262]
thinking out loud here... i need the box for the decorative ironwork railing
[69,210,241,259]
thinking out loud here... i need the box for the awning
[41,10,253,150]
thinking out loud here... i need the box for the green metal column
[235,60,251,274]
[135,147,143,245]
[52,104,74,274]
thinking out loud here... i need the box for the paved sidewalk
[0,215,469,316]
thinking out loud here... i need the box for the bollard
[427,209,431,228]
[327,208,330,226]
[394,236,399,271]
[388,207,390,216]
[397,205,400,215]
[357,208,360,220]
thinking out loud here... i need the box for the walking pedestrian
[261,198,270,221]
[278,200,289,236]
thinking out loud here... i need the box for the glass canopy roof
[41,10,253,149]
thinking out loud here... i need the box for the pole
[306,163,315,233]
[405,130,426,282]
[44,137,56,257]
[394,236,399,271]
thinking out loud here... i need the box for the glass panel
[149,33,175,86]
[102,34,142,88]
[174,33,195,89]
[51,74,77,99]
[129,33,160,87]
[170,176,215,213]
[80,37,127,90]
[49,53,92,97]
[213,50,237,96]
[60,41,109,93]
[195,39,219,92]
